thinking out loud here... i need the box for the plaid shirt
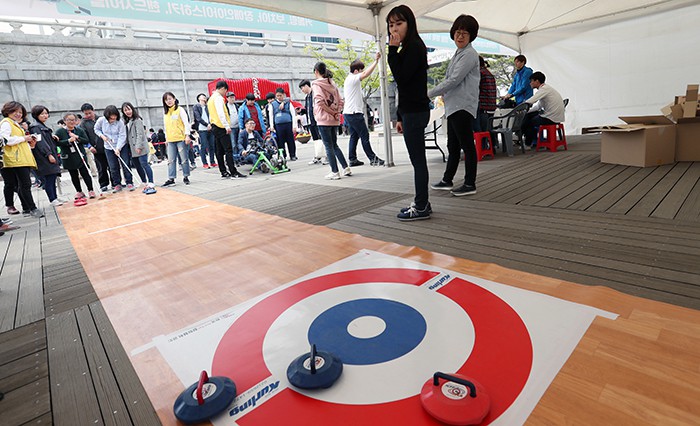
[479,66,497,112]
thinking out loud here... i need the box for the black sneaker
[370,157,385,166]
[349,160,364,167]
[397,205,431,221]
[451,184,477,196]
[100,186,109,193]
[22,210,31,217]
[183,177,190,185]
[431,180,453,190]
[290,156,298,161]
[221,173,231,179]
[162,179,176,187]
[400,202,432,214]
[231,171,247,179]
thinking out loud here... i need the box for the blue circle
[307,298,427,365]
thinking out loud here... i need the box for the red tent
[207,78,290,100]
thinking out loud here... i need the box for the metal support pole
[177,48,191,117]
[371,5,395,167]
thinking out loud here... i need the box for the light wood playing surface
[57,188,700,425]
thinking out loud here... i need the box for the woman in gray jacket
[122,102,156,194]
[427,15,481,196]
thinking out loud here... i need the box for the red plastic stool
[473,132,494,161]
[536,123,567,152]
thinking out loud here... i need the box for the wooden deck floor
[1,133,699,425]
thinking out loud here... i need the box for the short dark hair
[298,80,311,89]
[349,59,365,73]
[57,119,66,125]
[215,80,228,90]
[103,105,120,120]
[244,118,255,125]
[149,128,155,132]
[266,92,275,100]
[515,55,527,64]
[80,103,94,112]
[2,101,27,119]
[450,14,479,42]
[479,56,487,67]
[530,71,546,84]
[76,114,82,120]
[31,105,49,121]
[275,87,285,94]
[245,93,256,101]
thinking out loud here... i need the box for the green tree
[426,53,515,95]
[304,39,384,102]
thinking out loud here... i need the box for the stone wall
[0,24,349,131]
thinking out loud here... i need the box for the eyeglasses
[454,31,469,39]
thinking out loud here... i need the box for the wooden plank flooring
[50,186,700,425]
[0,202,159,426]
[1,133,699,425]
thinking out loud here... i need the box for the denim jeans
[318,125,348,173]
[199,130,216,166]
[444,110,477,187]
[400,111,430,210]
[344,113,377,162]
[522,112,556,146]
[105,148,133,187]
[166,141,190,179]
[275,122,296,158]
[43,173,59,202]
[132,154,154,184]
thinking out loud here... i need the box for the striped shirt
[479,66,497,112]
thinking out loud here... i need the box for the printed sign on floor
[152,250,617,425]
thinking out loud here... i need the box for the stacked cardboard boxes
[662,84,700,161]
[599,84,699,167]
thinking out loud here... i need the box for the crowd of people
[0,4,565,231]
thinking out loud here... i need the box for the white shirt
[228,102,238,121]
[342,73,364,114]
[525,84,565,124]
[0,120,25,146]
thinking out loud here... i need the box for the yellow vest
[164,106,187,142]
[207,91,229,129]
[1,117,37,169]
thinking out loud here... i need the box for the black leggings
[68,166,94,193]
[1,167,36,211]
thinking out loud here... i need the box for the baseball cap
[226,92,235,97]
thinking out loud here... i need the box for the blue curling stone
[173,375,237,424]
[287,347,343,389]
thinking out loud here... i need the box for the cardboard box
[600,116,676,167]
[675,116,700,161]
[686,84,699,102]
[661,102,684,121]
[683,101,698,118]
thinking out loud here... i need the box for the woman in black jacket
[387,5,432,221]
[28,105,63,206]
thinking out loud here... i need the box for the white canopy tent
[207,0,700,162]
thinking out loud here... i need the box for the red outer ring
[213,269,533,425]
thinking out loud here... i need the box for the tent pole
[372,5,394,167]
[178,48,191,117]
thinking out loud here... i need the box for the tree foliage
[304,39,383,101]
[427,53,516,95]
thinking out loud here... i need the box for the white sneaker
[325,171,341,180]
[50,199,63,207]
[308,158,319,165]
[343,167,352,177]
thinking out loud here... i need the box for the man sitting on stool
[521,71,565,149]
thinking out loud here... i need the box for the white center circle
[347,315,386,339]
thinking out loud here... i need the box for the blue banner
[54,0,329,35]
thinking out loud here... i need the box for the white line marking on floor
[88,205,210,235]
